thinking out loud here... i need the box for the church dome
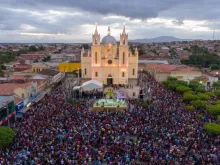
[101,35,117,45]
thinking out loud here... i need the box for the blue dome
[101,35,117,45]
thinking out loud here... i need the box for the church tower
[119,26,129,83]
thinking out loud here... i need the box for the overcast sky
[0,0,219,43]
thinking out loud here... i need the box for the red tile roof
[0,82,33,95]
[147,64,198,72]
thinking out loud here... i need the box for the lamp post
[3,101,10,127]
[77,68,80,85]
[140,69,143,87]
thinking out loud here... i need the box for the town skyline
[0,0,220,43]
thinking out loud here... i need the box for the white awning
[81,80,103,90]
[73,86,81,90]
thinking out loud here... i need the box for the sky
[0,0,220,43]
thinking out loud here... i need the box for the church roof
[101,35,117,45]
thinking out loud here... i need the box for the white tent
[81,80,103,90]
[73,86,81,90]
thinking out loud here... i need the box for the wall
[59,63,81,72]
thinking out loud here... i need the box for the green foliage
[0,68,4,77]
[0,52,16,64]
[168,83,179,90]
[213,100,220,105]
[183,93,198,103]
[42,55,51,62]
[82,44,89,49]
[191,100,207,109]
[176,85,190,93]
[185,105,195,111]
[181,52,220,68]
[207,104,220,115]
[189,82,201,91]
[175,80,188,86]
[38,46,45,51]
[167,77,178,81]
[218,116,220,122]
[28,45,38,52]
[210,64,220,70]
[204,123,220,134]
[0,126,15,148]
[162,80,169,86]
[197,93,211,101]
[215,90,220,97]
[206,92,215,97]
[213,82,220,89]
[195,87,206,93]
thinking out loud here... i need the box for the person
[2,72,220,164]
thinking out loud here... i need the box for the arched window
[123,38,125,45]
[122,72,125,77]
[84,68,87,75]
[122,52,125,65]
[133,69,135,75]
[95,72,98,77]
[95,52,98,64]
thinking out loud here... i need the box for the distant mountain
[130,36,193,43]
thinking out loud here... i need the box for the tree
[176,85,190,94]
[183,93,198,103]
[197,93,211,101]
[191,100,207,109]
[215,90,220,97]
[28,45,38,52]
[185,105,195,111]
[82,44,89,49]
[207,104,220,115]
[210,64,220,70]
[42,55,51,62]
[213,82,220,89]
[0,126,15,148]
[204,123,220,134]
[0,68,4,77]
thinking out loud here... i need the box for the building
[58,62,81,72]
[81,26,138,85]
[20,53,46,61]
[0,82,38,99]
[39,69,64,86]
[0,95,15,126]
[32,63,51,72]
[146,63,202,82]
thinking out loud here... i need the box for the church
[81,26,138,85]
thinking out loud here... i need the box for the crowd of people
[0,72,220,164]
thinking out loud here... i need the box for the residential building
[146,63,202,82]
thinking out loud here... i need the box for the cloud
[0,0,220,42]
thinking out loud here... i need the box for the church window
[95,72,98,77]
[95,38,97,44]
[123,38,125,45]
[85,68,87,75]
[122,52,125,64]
[133,69,135,75]
[122,72,125,77]
[95,52,98,64]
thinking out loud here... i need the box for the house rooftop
[39,69,60,76]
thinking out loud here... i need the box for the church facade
[81,26,138,85]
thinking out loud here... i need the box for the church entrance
[107,74,113,85]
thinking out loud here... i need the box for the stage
[92,99,127,112]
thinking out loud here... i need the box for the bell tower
[92,23,100,45]
[120,25,128,46]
